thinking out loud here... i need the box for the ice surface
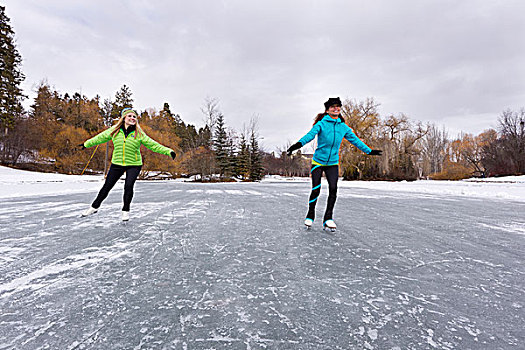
[0,166,524,349]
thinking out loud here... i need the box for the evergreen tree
[62,92,101,131]
[160,102,198,152]
[227,131,238,177]
[213,113,230,178]
[100,98,114,127]
[115,84,133,108]
[249,130,263,181]
[0,6,25,132]
[29,83,59,122]
[161,102,173,119]
[236,133,250,180]
[111,84,134,120]
[198,125,212,149]
[161,102,182,124]
[176,122,198,153]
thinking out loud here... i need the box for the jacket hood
[322,115,341,123]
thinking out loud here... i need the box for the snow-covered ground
[264,174,525,202]
[2,165,524,202]
[0,165,524,349]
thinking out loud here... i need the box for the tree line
[1,5,524,181]
[0,81,264,181]
[1,6,265,181]
[267,98,524,180]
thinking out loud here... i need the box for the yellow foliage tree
[139,111,182,179]
[39,124,90,174]
[340,97,382,179]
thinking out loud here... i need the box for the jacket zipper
[326,121,336,164]
[122,130,129,166]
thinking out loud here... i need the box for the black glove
[286,142,302,156]
[170,151,176,160]
[78,143,86,150]
[369,149,382,156]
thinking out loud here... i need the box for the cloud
[4,0,525,149]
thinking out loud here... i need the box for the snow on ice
[1,165,525,201]
[0,165,524,349]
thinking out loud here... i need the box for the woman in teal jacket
[287,97,382,231]
[80,108,176,221]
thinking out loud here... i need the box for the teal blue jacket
[298,115,371,165]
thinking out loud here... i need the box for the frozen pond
[0,180,524,349]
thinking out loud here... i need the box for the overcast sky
[4,0,525,151]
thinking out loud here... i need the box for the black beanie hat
[324,97,342,110]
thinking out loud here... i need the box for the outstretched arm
[343,128,372,154]
[288,123,322,155]
[141,133,174,157]
[298,123,321,147]
[84,127,114,148]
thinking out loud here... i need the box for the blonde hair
[110,114,144,138]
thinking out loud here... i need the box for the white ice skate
[81,206,98,217]
[323,219,337,232]
[304,218,314,229]
[121,211,130,221]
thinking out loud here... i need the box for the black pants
[306,164,339,222]
[92,164,142,212]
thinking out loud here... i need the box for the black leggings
[91,164,142,212]
[306,164,339,222]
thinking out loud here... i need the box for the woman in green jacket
[81,108,176,221]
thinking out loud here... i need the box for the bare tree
[383,114,411,142]
[498,108,525,173]
[422,124,449,175]
[100,98,114,176]
[201,97,220,135]
[275,142,310,177]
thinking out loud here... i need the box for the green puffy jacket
[84,126,173,166]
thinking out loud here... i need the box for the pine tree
[100,98,114,127]
[161,102,173,119]
[249,130,263,181]
[161,102,182,124]
[198,125,212,149]
[213,113,230,178]
[62,92,102,131]
[227,131,238,178]
[111,84,134,120]
[236,133,250,180]
[0,6,25,133]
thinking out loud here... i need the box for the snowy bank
[0,166,104,199]
[263,174,525,202]
[1,166,525,202]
